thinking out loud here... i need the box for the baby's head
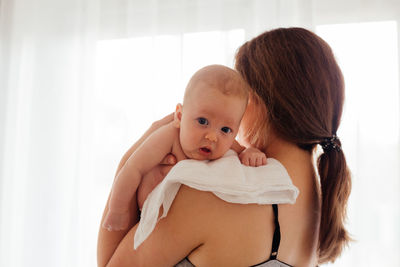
[175,65,249,160]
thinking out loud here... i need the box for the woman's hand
[144,153,177,180]
[114,113,175,178]
[149,112,175,132]
[139,153,177,200]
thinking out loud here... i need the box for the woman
[97,27,351,266]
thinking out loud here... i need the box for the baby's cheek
[179,136,190,151]
[179,131,195,151]
[218,141,234,156]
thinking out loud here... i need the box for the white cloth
[133,150,299,249]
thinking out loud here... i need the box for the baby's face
[177,83,247,160]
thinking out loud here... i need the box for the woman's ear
[174,103,183,128]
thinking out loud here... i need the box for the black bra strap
[269,204,281,260]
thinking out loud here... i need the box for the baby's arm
[231,140,267,167]
[231,139,246,154]
[103,122,178,231]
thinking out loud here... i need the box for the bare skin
[102,78,266,231]
[97,114,177,265]
[97,112,320,267]
[262,135,320,266]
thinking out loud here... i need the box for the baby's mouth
[199,147,212,154]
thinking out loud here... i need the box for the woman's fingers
[157,113,174,126]
[152,113,174,129]
[160,153,177,165]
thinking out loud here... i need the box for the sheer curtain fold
[1,0,399,266]
[0,0,99,266]
[99,0,307,39]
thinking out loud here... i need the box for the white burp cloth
[134,150,299,249]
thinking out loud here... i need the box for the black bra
[249,204,293,267]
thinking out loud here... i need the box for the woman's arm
[97,114,176,266]
[105,186,210,267]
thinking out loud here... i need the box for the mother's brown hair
[235,27,351,264]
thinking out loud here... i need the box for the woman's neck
[264,134,312,166]
[264,133,318,204]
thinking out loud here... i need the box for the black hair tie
[320,135,341,153]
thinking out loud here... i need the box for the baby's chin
[184,148,224,161]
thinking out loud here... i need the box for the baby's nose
[205,131,217,142]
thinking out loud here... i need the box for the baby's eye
[197,117,208,125]
[221,127,232,134]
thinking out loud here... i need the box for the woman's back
[277,146,320,267]
[183,143,320,267]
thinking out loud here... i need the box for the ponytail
[317,138,352,263]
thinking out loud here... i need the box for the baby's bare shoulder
[155,121,179,134]
[148,121,179,143]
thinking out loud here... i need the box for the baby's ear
[174,103,183,128]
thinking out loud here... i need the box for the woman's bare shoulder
[174,185,271,216]
[171,185,224,218]
[172,185,274,241]
[173,185,277,266]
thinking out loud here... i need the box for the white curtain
[0,1,399,266]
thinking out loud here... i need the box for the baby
[103,65,267,231]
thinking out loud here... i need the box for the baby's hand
[239,147,267,167]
